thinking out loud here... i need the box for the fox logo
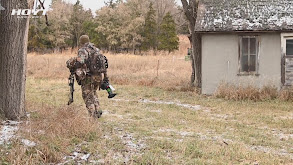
[0,0,5,11]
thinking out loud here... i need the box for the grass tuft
[279,87,293,101]
[214,83,284,101]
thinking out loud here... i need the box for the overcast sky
[64,0,105,12]
[44,0,182,13]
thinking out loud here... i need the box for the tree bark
[0,0,29,120]
[181,0,202,91]
[188,34,196,85]
[193,32,202,88]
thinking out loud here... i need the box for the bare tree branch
[38,0,49,26]
[181,0,192,21]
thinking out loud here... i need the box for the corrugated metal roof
[195,0,293,32]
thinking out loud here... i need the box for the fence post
[157,60,160,77]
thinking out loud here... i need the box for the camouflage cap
[79,35,90,45]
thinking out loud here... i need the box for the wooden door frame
[281,33,293,86]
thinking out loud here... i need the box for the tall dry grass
[27,53,192,91]
[215,82,293,101]
[2,101,102,164]
[279,87,293,101]
[27,35,193,91]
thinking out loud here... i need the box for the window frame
[285,38,293,56]
[238,35,260,76]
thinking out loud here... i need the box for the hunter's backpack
[85,44,108,74]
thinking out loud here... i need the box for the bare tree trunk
[0,0,29,120]
[181,0,202,91]
[188,34,196,85]
[193,32,202,88]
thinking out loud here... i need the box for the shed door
[282,36,293,86]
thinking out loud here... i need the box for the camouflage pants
[81,75,102,116]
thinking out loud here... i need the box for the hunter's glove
[100,81,109,90]
[103,77,109,83]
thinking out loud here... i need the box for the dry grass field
[26,52,192,91]
[0,36,293,164]
[27,35,192,91]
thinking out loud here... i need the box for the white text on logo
[11,0,48,16]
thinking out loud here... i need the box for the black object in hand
[101,81,117,99]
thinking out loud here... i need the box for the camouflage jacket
[66,43,109,84]
[78,43,100,64]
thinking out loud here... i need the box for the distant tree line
[28,0,188,54]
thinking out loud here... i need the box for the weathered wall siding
[202,34,238,94]
[285,57,293,86]
[196,0,293,32]
[202,33,281,95]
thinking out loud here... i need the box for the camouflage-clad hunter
[66,35,109,118]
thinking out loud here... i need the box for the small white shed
[195,0,293,94]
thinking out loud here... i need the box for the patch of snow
[251,145,293,160]
[120,134,146,152]
[199,0,293,31]
[111,127,146,163]
[80,153,91,161]
[149,109,162,113]
[2,120,20,126]
[21,139,36,147]
[103,134,111,140]
[210,114,231,120]
[214,18,223,24]
[114,127,123,132]
[102,110,110,115]
[0,120,20,145]
[179,131,194,137]
[271,130,293,141]
[61,151,91,164]
[90,159,105,164]
[112,98,202,111]
[155,128,195,138]
[277,115,293,120]
[139,99,201,111]
[38,130,45,135]
[113,152,125,161]
[112,98,131,102]
[26,112,31,118]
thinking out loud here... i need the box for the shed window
[286,39,293,55]
[239,36,259,74]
